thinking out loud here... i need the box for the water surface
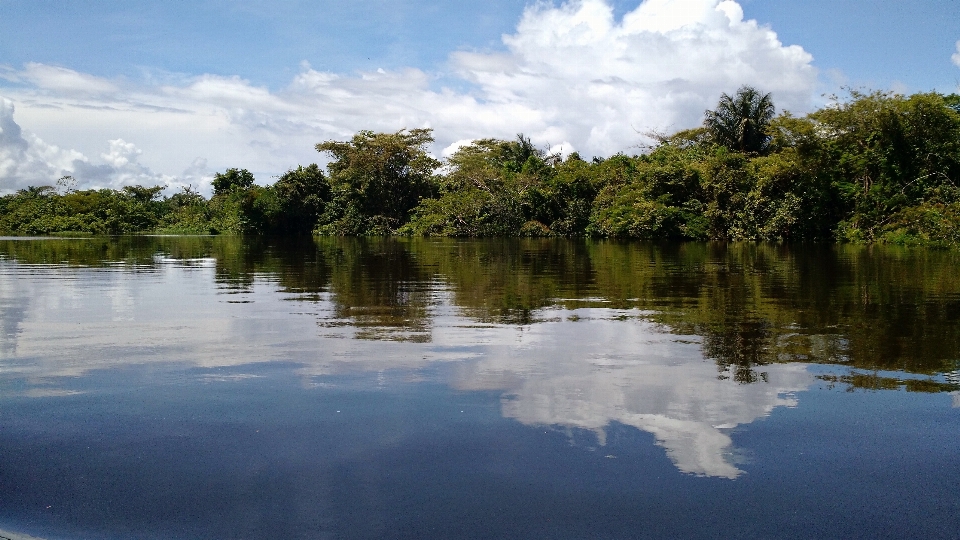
[1,237,958,538]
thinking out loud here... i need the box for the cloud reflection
[438,309,811,477]
[1,258,812,478]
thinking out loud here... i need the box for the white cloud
[0,0,816,193]
[11,62,120,95]
[952,40,960,68]
[0,97,82,191]
[101,138,141,168]
[441,139,475,157]
[454,0,815,152]
[69,138,196,192]
[0,97,202,194]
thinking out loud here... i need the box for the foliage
[403,136,605,237]
[403,137,537,237]
[205,166,332,235]
[272,164,330,234]
[3,89,960,248]
[0,185,169,235]
[808,91,960,242]
[704,86,776,154]
[0,165,331,236]
[315,129,439,235]
[212,168,255,196]
[158,186,214,234]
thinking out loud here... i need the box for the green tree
[16,186,55,198]
[212,168,255,196]
[122,185,164,203]
[403,139,522,237]
[316,129,439,235]
[499,134,543,173]
[589,151,707,240]
[272,164,330,234]
[159,186,213,234]
[403,135,573,237]
[809,91,960,242]
[704,86,776,154]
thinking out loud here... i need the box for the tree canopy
[315,128,439,235]
[212,168,255,195]
[3,88,960,248]
[704,86,776,154]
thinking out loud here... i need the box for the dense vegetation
[3,89,960,246]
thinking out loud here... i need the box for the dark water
[0,237,958,539]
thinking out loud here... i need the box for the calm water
[1,237,958,539]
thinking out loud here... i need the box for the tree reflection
[4,236,960,477]
[2,237,959,387]
[314,238,435,342]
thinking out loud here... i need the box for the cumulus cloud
[953,40,960,68]
[454,0,815,151]
[0,0,816,192]
[0,97,83,191]
[69,138,208,193]
[0,97,203,194]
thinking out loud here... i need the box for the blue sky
[3,0,958,90]
[741,0,960,92]
[1,0,958,193]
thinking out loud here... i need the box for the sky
[0,0,958,194]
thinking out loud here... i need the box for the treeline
[3,89,960,246]
[0,166,329,236]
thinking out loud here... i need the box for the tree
[403,139,525,237]
[316,129,439,234]
[16,186,55,198]
[808,90,960,241]
[272,164,330,234]
[945,93,960,113]
[499,134,543,173]
[212,168,255,196]
[704,86,776,154]
[122,185,165,203]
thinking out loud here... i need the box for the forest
[2,88,960,246]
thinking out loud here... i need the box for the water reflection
[435,311,811,478]
[1,236,959,480]
[0,293,28,356]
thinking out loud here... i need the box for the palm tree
[704,86,776,154]
[500,134,543,172]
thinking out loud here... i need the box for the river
[1,237,958,538]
